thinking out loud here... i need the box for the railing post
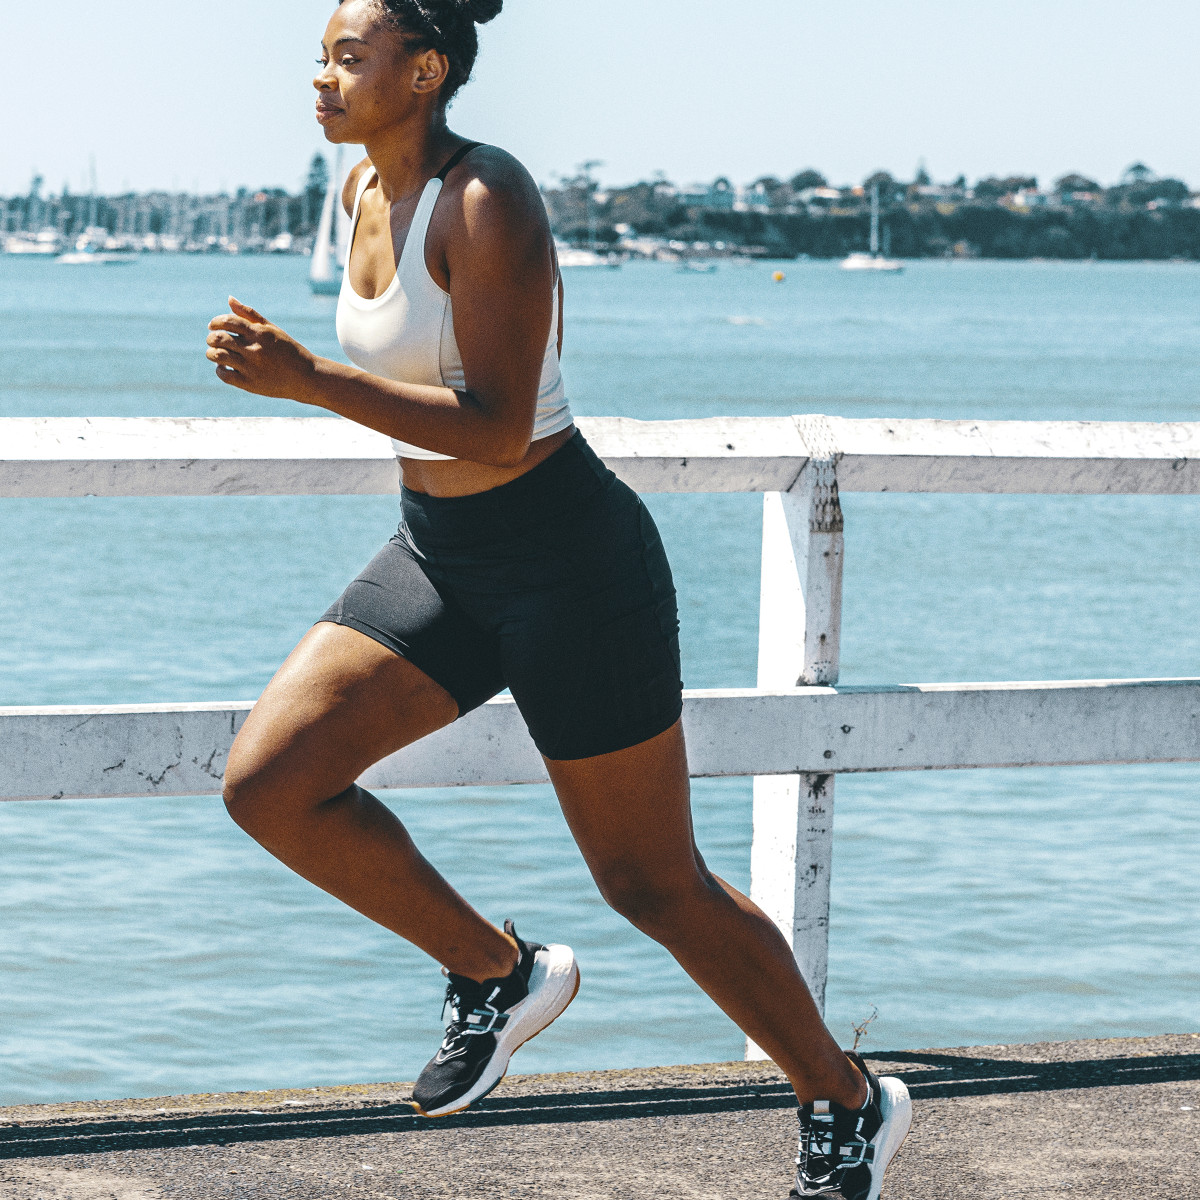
[747,422,843,1058]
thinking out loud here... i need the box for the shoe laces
[794,1101,875,1195]
[438,972,509,1056]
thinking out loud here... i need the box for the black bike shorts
[318,431,683,760]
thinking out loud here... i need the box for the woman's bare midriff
[399,424,577,496]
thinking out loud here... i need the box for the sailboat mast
[869,183,880,257]
[88,156,98,229]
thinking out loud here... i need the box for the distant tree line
[7,156,1199,260]
[692,204,1200,260]
[543,162,1200,260]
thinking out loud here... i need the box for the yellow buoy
[772,270,786,282]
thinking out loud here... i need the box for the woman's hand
[206,297,319,401]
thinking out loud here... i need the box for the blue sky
[13,0,1200,195]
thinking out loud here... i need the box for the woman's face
[313,0,447,143]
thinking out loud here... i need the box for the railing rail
[4,679,1197,802]
[3,413,1198,1055]
[4,414,1200,496]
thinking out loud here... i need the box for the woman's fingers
[206,301,274,395]
[215,363,251,390]
[204,298,302,399]
[209,313,258,337]
[228,296,268,323]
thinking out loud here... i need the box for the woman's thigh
[542,720,702,895]
[226,621,458,808]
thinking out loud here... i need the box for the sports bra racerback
[335,143,573,462]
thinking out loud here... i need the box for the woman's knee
[220,694,357,834]
[221,749,278,834]
[221,734,315,836]
[594,861,715,932]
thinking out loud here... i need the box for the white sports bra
[335,145,573,461]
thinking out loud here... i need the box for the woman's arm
[205,154,555,468]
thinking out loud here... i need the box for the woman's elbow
[477,412,533,468]
[458,393,532,467]
[486,435,533,468]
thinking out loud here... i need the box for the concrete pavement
[2,1033,1197,1199]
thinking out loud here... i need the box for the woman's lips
[316,104,344,123]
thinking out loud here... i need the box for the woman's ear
[412,47,450,96]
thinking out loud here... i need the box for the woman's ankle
[790,1055,869,1109]
[447,929,520,983]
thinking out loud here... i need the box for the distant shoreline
[544,163,1200,263]
[5,160,1198,263]
[4,247,1198,265]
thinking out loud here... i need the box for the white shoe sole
[865,1076,912,1200]
[412,942,580,1118]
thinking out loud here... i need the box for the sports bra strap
[352,165,376,215]
[436,142,485,181]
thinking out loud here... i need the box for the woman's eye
[340,55,358,65]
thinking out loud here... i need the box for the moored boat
[5,230,61,256]
[56,231,136,265]
[842,183,903,272]
[556,244,623,269]
[55,250,136,265]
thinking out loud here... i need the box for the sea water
[1,255,1197,1104]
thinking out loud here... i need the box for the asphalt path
[1,1034,1197,1198]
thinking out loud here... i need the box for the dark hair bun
[464,0,502,23]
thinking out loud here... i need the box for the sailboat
[57,162,135,265]
[841,183,903,272]
[56,235,136,266]
[310,148,348,295]
[555,243,623,268]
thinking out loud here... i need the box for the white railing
[3,414,1199,1055]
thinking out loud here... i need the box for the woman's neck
[362,111,458,203]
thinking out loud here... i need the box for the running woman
[205,2,911,1194]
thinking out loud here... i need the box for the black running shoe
[791,1052,912,1200]
[410,920,579,1118]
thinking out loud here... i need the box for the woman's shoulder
[449,144,531,187]
[438,144,547,231]
[341,157,375,217]
[339,147,536,219]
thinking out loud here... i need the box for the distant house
[797,187,843,214]
[680,178,737,213]
[1054,173,1101,200]
[1008,188,1049,210]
